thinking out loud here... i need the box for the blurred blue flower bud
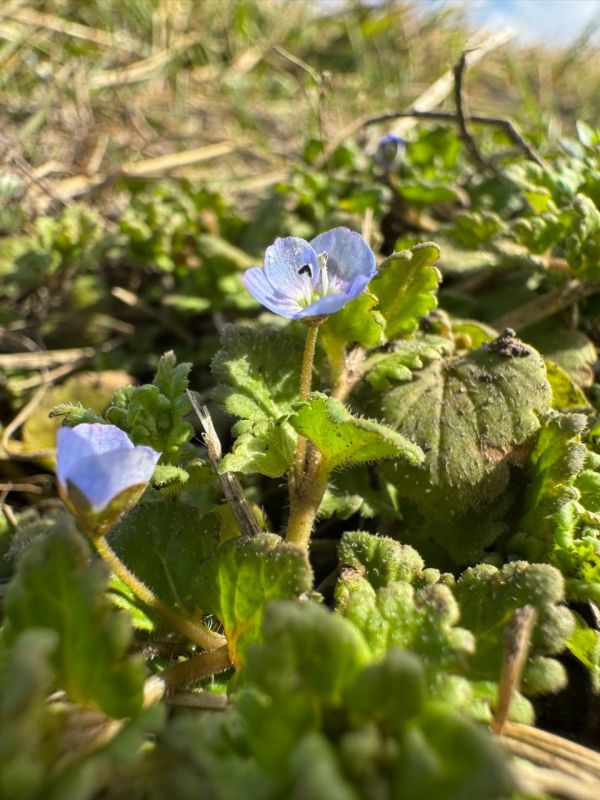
[56,423,160,533]
[374,133,406,169]
[243,226,377,319]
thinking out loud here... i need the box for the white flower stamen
[318,251,329,295]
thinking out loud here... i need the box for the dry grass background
[1,0,599,219]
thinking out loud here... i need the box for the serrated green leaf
[106,351,193,458]
[338,531,425,589]
[108,502,222,614]
[320,292,385,371]
[370,243,441,339]
[220,418,296,478]
[336,573,474,678]
[289,393,424,472]
[212,325,303,421]
[2,531,145,718]
[196,534,313,666]
[454,561,574,696]
[566,194,600,280]
[153,464,190,487]
[364,334,453,390]
[381,331,552,521]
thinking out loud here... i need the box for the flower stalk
[292,320,322,491]
[286,454,329,549]
[94,534,226,651]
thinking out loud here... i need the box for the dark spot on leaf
[485,329,532,358]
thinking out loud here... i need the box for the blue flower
[56,423,160,525]
[243,227,377,319]
[374,133,406,169]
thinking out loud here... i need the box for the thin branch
[315,109,548,172]
[187,392,261,538]
[453,51,499,176]
[492,280,600,332]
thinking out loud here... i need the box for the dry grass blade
[53,142,237,202]
[187,392,262,539]
[491,605,536,734]
[0,347,96,369]
[4,6,147,56]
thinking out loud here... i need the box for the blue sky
[439,0,600,45]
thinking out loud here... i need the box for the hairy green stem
[292,321,321,491]
[94,535,226,651]
[144,645,232,704]
[286,455,330,549]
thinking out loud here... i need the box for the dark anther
[298,264,312,277]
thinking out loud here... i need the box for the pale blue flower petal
[243,228,377,320]
[67,447,161,512]
[374,133,405,168]
[294,293,352,318]
[263,237,319,301]
[83,423,133,453]
[243,267,304,318]
[56,426,97,488]
[310,227,376,284]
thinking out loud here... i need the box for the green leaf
[197,534,313,666]
[108,502,222,614]
[566,194,600,280]
[381,330,552,521]
[289,393,424,472]
[0,630,57,800]
[212,325,303,422]
[347,649,426,732]
[545,360,591,410]
[244,600,371,704]
[152,464,190,487]
[320,292,385,370]
[393,705,514,800]
[523,323,597,388]
[237,601,371,773]
[364,334,452,391]
[370,243,441,339]
[106,351,194,458]
[219,418,296,478]
[565,612,600,692]
[337,530,425,589]
[454,561,574,696]
[290,734,359,800]
[2,530,145,718]
[335,573,474,678]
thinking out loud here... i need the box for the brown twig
[492,280,600,332]
[315,109,548,172]
[491,605,536,734]
[453,51,499,176]
[187,392,262,539]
